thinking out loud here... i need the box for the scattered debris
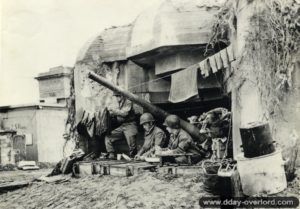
[37,175,71,184]
[48,149,85,176]
[0,180,30,194]
[17,161,40,170]
[0,164,16,171]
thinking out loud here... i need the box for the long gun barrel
[88,72,205,143]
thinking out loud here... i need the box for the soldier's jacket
[108,98,136,123]
[167,129,200,155]
[138,126,166,157]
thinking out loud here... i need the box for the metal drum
[239,122,275,158]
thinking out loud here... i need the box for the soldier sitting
[157,114,202,164]
[134,113,166,161]
[105,91,138,159]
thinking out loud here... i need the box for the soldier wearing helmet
[134,113,166,161]
[105,87,138,159]
[158,114,201,164]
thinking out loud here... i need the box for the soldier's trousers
[105,121,138,156]
[174,155,202,164]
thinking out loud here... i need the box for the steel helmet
[163,115,180,129]
[140,113,155,125]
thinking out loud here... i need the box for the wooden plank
[0,181,30,193]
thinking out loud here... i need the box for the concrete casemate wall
[74,60,148,124]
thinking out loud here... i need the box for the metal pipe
[88,71,205,143]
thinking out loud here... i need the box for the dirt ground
[0,168,299,209]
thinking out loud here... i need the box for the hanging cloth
[95,107,112,137]
[227,45,236,62]
[168,65,199,103]
[76,110,95,138]
[220,49,229,68]
[209,56,218,73]
[199,59,210,78]
[215,53,223,70]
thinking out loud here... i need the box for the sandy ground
[0,168,299,209]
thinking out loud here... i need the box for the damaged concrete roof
[76,0,225,63]
[76,24,132,63]
[126,0,225,58]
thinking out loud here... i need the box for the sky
[0,0,163,105]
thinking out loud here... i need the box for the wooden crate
[158,166,202,176]
[74,160,126,176]
[130,162,156,175]
[77,162,94,176]
[157,166,175,175]
[93,160,127,175]
[156,153,196,166]
[109,164,132,176]
[74,161,156,177]
[109,162,156,177]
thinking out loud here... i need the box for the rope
[127,73,172,90]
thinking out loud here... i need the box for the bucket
[202,161,221,195]
[240,122,275,158]
[236,149,287,196]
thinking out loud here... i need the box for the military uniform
[164,128,201,163]
[105,98,138,157]
[137,126,166,157]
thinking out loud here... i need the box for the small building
[35,66,72,105]
[0,66,73,164]
[0,103,67,163]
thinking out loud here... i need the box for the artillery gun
[88,71,206,143]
